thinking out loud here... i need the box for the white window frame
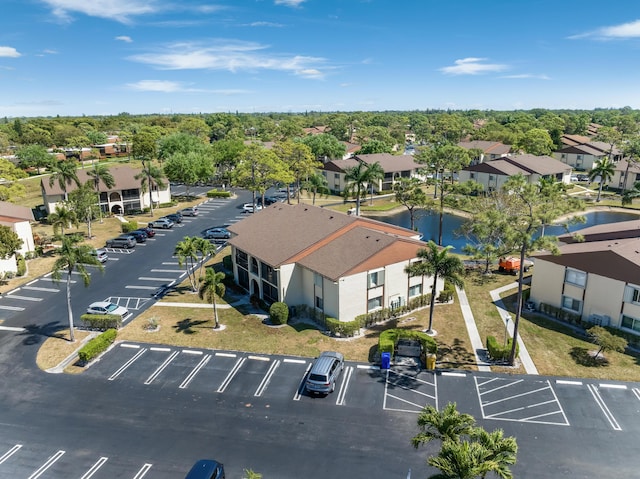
[621,314,640,334]
[367,296,382,311]
[368,270,385,289]
[564,268,587,288]
[409,284,422,297]
[562,295,582,313]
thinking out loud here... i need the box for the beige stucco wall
[529,259,565,309]
[13,221,34,254]
[582,274,624,325]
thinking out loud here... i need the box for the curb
[45,331,100,374]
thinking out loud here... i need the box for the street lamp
[503,314,511,348]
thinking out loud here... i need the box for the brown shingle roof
[558,219,640,244]
[227,203,424,279]
[41,165,145,196]
[458,140,511,156]
[0,201,34,221]
[353,153,423,173]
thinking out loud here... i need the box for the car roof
[185,459,224,479]
[90,301,115,308]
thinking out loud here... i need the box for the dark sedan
[165,213,183,224]
[133,227,155,238]
[128,230,147,243]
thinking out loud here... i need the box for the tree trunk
[213,297,219,329]
[427,272,438,333]
[597,181,604,202]
[66,272,75,342]
[508,243,527,365]
[622,162,631,193]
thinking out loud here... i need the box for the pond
[372,209,640,252]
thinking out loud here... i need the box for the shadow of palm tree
[438,338,477,366]
[172,318,209,335]
[19,321,65,345]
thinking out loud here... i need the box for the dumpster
[381,352,391,369]
[426,353,436,370]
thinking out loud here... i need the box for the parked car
[165,213,183,224]
[134,226,155,238]
[149,218,174,229]
[180,207,199,217]
[184,459,225,479]
[203,227,231,240]
[105,235,136,249]
[305,351,345,395]
[89,248,108,263]
[257,196,282,206]
[128,230,147,243]
[86,301,130,318]
[577,174,589,182]
[242,203,263,213]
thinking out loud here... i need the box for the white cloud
[43,49,58,54]
[569,19,640,40]
[125,79,250,94]
[275,0,306,6]
[40,0,161,23]
[115,36,133,43]
[128,40,327,78]
[502,73,550,80]
[439,57,508,75]
[247,21,284,27]
[0,46,22,58]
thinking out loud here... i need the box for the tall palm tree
[588,156,615,202]
[194,237,215,284]
[344,161,370,216]
[621,138,640,193]
[412,403,476,448]
[427,439,499,479]
[49,159,80,201]
[135,160,166,216]
[470,428,518,479]
[366,161,385,205]
[175,236,199,292]
[301,171,330,205]
[198,268,226,329]
[405,241,464,334]
[48,204,78,238]
[87,162,115,223]
[51,236,103,342]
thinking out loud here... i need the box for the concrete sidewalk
[456,286,492,372]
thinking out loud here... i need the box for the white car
[86,301,130,318]
[242,203,263,213]
[149,218,174,229]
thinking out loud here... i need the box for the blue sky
[2,0,640,117]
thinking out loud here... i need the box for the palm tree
[301,171,330,205]
[412,403,476,448]
[198,268,226,329]
[470,428,518,479]
[175,236,199,292]
[366,161,385,205]
[48,204,78,238]
[405,241,464,334]
[427,439,499,479]
[135,160,166,216]
[621,138,640,193]
[49,159,80,201]
[51,236,103,342]
[194,237,215,284]
[622,181,640,206]
[344,161,370,216]
[588,156,615,202]
[86,162,115,223]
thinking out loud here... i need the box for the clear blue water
[373,209,640,252]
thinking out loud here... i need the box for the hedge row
[80,314,122,331]
[379,329,437,357]
[486,335,519,361]
[355,293,432,328]
[538,303,582,325]
[326,317,361,337]
[207,189,232,198]
[78,329,117,363]
[121,220,139,233]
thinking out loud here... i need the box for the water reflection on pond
[371,209,640,251]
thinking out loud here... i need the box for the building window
[469,173,475,179]
[368,270,384,289]
[409,284,422,297]
[261,262,277,286]
[621,315,640,334]
[561,154,567,160]
[251,257,259,274]
[334,173,340,179]
[489,175,494,181]
[562,295,582,313]
[262,281,278,304]
[564,268,586,287]
[236,250,248,269]
[237,267,249,289]
[624,285,640,304]
[314,272,323,287]
[367,296,382,311]
[315,295,323,309]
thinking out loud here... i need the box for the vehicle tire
[331,382,335,393]
[498,266,504,272]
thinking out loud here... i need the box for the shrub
[269,302,289,325]
[486,335,518,361]
[326,317,362,337]
[378,329,437,357]
[121,220,138,233]
[16,254,26,277]
[222,255,233,271]
[207,189,232,198]
[80,313,123,331]
[78,328,117,363]
[158,201,177,208]
[437,281,455,302]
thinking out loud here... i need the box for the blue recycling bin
[381,352,391,370]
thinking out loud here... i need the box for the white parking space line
[215,352,236,358]
[179,354,211,389]
[0,325,26,332]
[335,366,353,406]
[599,383,627,389]
[217,357,245,393]
[3,294,42,302]
[120,343,140,349]
[284,358,306,364]
[40,278,76,283]
[254,359,280,397]
[0,305,25,311]
[357,364,379,370]
[28,450,65,479]
[293,363,312,401]
[441,371,466,377]
[125,285,158,290]
[150,347,171,352]
[183,350,203,355]
[108,348,147,380]
[150,269,182,273]
[80,457,108,479]
[162,262,180,265]
[132,463,153,479]
[587,384,622,431]
[384,369,438,413]
[478,378,523,395]
[27,279,38,286]
[6,288,20,294]
[481,385,552,407]
[22,286,60,292]
[632,388,640,401]
[144,350,180,384]
[248,355,269,361]
[556,380,582,385]
[0,444,22,464]
[138,277,176,281]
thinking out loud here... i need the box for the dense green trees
[48,159,80,201]
[0,225,23,260]
[589,156,616,202]
[394,177,428,231]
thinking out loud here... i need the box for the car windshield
[105,304,118,312]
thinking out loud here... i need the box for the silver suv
[105,235,136,249]
[305,351,344,394]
